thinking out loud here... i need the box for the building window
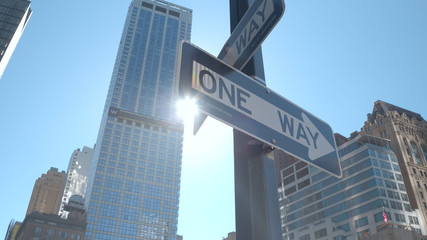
[284,186,296,196]
[355,217,369,228]
[155,6,166,13]
[375,211,391,222]
[296,161,307,170]
[299,234,310,240]
[394,213,405,222]
[46,229,55,240]
[282,166,294,178]
[314,229,327,239]
[374,212,383,222]
[296,168,309,179]
[58,231,68,240]
[141,2,153,9]
[70,233,81,240]
[283,175,295,186]
[169,10,180,17]
[297,179,310,190]
[417,181,421,188]
[32,227,42,237]
[420,191,424,199]
[409,216,420,225]
[390,200,403,210]
[422,145,427,162]
[401,193,409,201]
[336,223,350,232]
[411,142,423,165]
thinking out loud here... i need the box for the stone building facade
[361,100,427,230]
[26,167,66,216]
[16,195,86,240]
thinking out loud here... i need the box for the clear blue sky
[1,1,426,239]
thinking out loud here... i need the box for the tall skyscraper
[278,134,426,240]
[0,0,32,79]
[26,167,66,216]
[59,146,94,218]
[362,100,427,230]
[84,1,191,239]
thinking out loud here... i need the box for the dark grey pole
[230,1,282,240]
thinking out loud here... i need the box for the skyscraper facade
[26,167,66,216]
[59,146,94,218]
[0,0,32,79]
[84,1,191,239]
[278,134,426,240]
[362,100,427,231]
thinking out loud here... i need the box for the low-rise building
[16,195,86,240]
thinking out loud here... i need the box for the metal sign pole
[230,1,282,239]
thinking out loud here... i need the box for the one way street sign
[194,0,285,135]
[177,42,342,178]
[218,0,285,70]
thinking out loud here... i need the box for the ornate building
[362,100,427,230]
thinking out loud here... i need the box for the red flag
[383,210,388,223]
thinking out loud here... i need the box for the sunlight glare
[177,97,198,127]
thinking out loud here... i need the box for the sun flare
[177,97,198,126]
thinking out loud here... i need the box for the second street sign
[218,0,285,70]
[177,41,342,178]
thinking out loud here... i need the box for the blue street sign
[218,0,285,70]
[177,42,342,178]
[194,0,285,135]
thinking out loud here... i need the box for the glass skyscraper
[0,0,32,79]
[278,134,426,240]
[84,0,192,239]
